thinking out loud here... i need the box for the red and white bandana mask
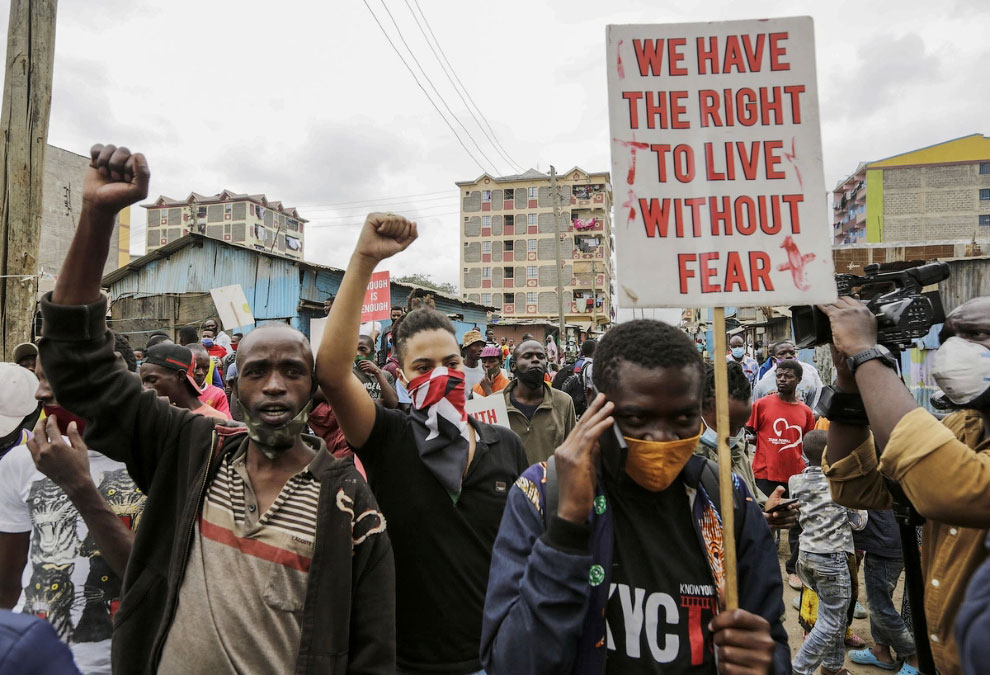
[407,367,471,494]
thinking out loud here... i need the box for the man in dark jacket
[482,319,789,674]
[38,144,395,674]
[503,339,576,465]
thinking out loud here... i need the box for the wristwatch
[848,345,898,375]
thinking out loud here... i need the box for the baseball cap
[0,363,40,436]
[144,344,201,396]
[12,342,38,364]
[481,345,501,358]
[462,330,485,347]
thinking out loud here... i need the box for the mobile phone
[588,383,627,451]
[766,498,799,514]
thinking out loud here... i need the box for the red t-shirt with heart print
[747,393,815,481]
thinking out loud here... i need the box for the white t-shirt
[462,363,485,391]
[0,445,146,674]
[359,321,382,339]
[214,330,234,357]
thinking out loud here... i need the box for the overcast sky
[4,0,988,297]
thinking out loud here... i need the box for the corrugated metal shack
[103,234,493,347]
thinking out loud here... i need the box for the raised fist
[84,144,151,216]
[355,212,418,263]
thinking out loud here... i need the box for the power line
[294,189,454,210]
[300,194,459,216]
[359,0,493,175]
[308,202,459,220]
[307,208,461,228]
[373,0,509,175]
[410,0,525,174]
[401,0,521,171]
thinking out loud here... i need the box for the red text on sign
[703,141,785,181]
[633,38,689,76]
[698,86,804,127]
[638,194,804,237]
[622,91,690,129]
[470,409,500,425]
[695,33,791,74]
[677,252,774,294]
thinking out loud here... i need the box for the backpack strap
[692,457,743,540]
[698,458,723,514]
[544,456,559,529]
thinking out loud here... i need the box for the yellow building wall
[864,135,990,243]
[117,206,131,267]
[865,169,884,242]
[868,134,990,168]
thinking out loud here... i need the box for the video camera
[790,261,950,349]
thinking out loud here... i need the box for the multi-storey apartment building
[456,167,614,330]
[833,134,990,245]
[832,162,867,244]
[142,190,307,260]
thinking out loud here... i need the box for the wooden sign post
[607,17,836,608]
[712,307,738,604]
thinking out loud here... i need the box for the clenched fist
[354,212,418,263]
[84,144,151,217]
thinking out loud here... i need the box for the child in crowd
[789,430,868,675]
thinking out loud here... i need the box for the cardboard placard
[465,393,510,428]
[606,17,836,307]
[362,271,392,323]
[209,284,255,329]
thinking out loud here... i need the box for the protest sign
[362,271,392,323]
[209,284,255,329]
[465,393,510,428]
[310,317,327,356]
[606,17,836,308]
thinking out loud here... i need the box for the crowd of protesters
[0,144,987,675]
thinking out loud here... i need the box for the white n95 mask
[931,337,990,406]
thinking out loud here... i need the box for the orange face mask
[623,428,702,492]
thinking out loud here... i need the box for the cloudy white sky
[5,0,988,293]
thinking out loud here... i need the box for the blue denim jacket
[481,455,791,674]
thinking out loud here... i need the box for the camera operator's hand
[830,346,858,394]
[817,297,877,358]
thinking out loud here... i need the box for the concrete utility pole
[0,0,58,359]
[549,166,567,352]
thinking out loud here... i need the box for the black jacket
[38,294,395,674]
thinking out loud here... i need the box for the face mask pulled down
[242,402,312,460]
[700,421,744,455]
[515,366,545,389]
[623,428,702,492]
[932,337,990,406]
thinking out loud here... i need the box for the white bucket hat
[0,362,40,436]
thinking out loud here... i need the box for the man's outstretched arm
[39,144,202,486]
[53,145,150,306]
